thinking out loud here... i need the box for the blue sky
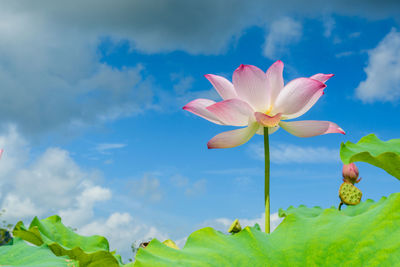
[0,0,399,261]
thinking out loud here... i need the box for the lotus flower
[183,61,345,148]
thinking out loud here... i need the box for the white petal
[183,99,223,125]
[233,64,269,111]
[207,123,259,149]
[282,90,324,120]
[310,73,334,83]
[207,99,254,126]
[273,78,326,117]
[256,125,280,135]
[204,74,237,100]
[279,120,345,137]
[266,60,284,107]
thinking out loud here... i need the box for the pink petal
[266,60,284,107]
[273,78,326,117]
[279,120,345,137]
[254,112,282,127]
[310,73,334,83]
[204,74,237,100]
[232,64,269,111]
[206,98,254,126]
[282,90,324,120]
[183,99,223,125]
[256,125,280,135]
[207,123,259,149]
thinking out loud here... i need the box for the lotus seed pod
[228,219,242,234]
[342,163,359,184]
[162,239,180,249]
[339,182,362,205]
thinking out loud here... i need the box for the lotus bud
[162,239,180,249]
[228,219,242,234]
[342,163,360,184]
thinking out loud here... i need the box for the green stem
[264,127,270,234]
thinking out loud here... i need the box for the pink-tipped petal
[282,90,324,120]
[183,99,223,125]
[266,60,284,107]
[310,73,334,83]
[204,74,237,100]
[279,120,345,137]
[273,78,326,117]
[233,64,269,111]
[256,125,280,135]
[206,98,254,126]
[207,123,259,149]
[254,112,282,127]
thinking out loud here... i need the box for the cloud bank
[356,29,400,103]
[0,1,399,135]
[249,142,340,164]
[0,125,165,261]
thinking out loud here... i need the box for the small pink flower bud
[342,163,359,184]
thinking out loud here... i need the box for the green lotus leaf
[12,215,120,267]
[340,134,400,180]
[134,192,400,266]
[0,237,78,267]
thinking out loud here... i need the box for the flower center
[254,112,281,127]
[265,105,273,116]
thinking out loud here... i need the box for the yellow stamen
[265,105,273,115]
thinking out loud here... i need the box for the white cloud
[263,17,302,59]
[59,186,112,227]
[13,148,89,210]
[0,1,398,135]
[96,143,127,154]
[1,194,41,219]
[0,7,154,136]
[0,126,106,221]
[2,1,398,55]
[104,159,114,165]
[185,179,207,197]
[349,32,361,38]
[131,174,163,202]
[335,51,355,58]
[171,74,195,95]
[355,28,400,103]
[249,143,340,163]
[0,126,165,263]
[170,174,207,197]
[78,212,168,261]
[271,167,336,179]
[170,174,189,188]
[204,168,261,176]
[234,176,254,187]
[202,212,283,233]
[0,126,30,182]
[323,15,335,38]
